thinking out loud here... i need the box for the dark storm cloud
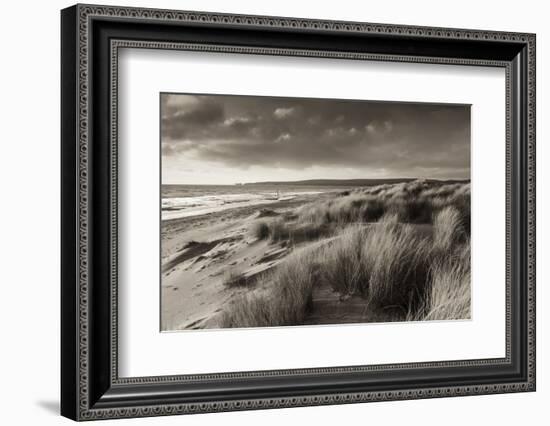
[161,93,470,178]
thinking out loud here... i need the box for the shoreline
[159,192,331,330]
[161,191,328,221]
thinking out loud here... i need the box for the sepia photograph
[160,93,471,331]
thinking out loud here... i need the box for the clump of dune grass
[219,249,317,327]
[318,214,432,312]
[406,198,434,224]
[298,203,329,225]
[359,199,386,222]
[388,198,434,224]
[331,196,386,224]
[251,218,332,244]
[219,294,275,328]
[450,193,471,235]
[222,270,252,288]
[433,206,465,254]
[412,243,471,321]
[268,218,288,241]
[425,258,470,320]
[257,208,279,218]
[294,180,470,229]
[320,225,369,295]
[251,221,270,240]
[250,218,289,241]
[362,218,432,311]
[290,222,332,242]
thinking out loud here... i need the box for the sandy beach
[161,192,335,330]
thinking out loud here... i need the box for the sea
[161,184,336,221]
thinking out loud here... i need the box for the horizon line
[162,177,471,186]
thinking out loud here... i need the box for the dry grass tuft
[318,215,432,312]
[251,217,331,243]
[219,249,317,327]
[222,270,252,288]
[433,206,465,253]
[413,244,471,321]
[362,221,432,311]
[320,225,368,295]
[251,221,270,240]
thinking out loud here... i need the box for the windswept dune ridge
[161,179,471,330]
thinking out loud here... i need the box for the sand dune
[161,180,470,331]
[161,196,324,330]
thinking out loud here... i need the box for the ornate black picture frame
[61,4,536,421]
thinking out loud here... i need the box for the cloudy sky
[161,93,470,185]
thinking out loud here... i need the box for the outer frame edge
[60,4,80,422]
[67,4,536,421]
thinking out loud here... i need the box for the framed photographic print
[61,4,536,421]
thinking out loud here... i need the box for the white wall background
[0,0,547,424]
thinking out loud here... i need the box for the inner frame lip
[109,39,511,385]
